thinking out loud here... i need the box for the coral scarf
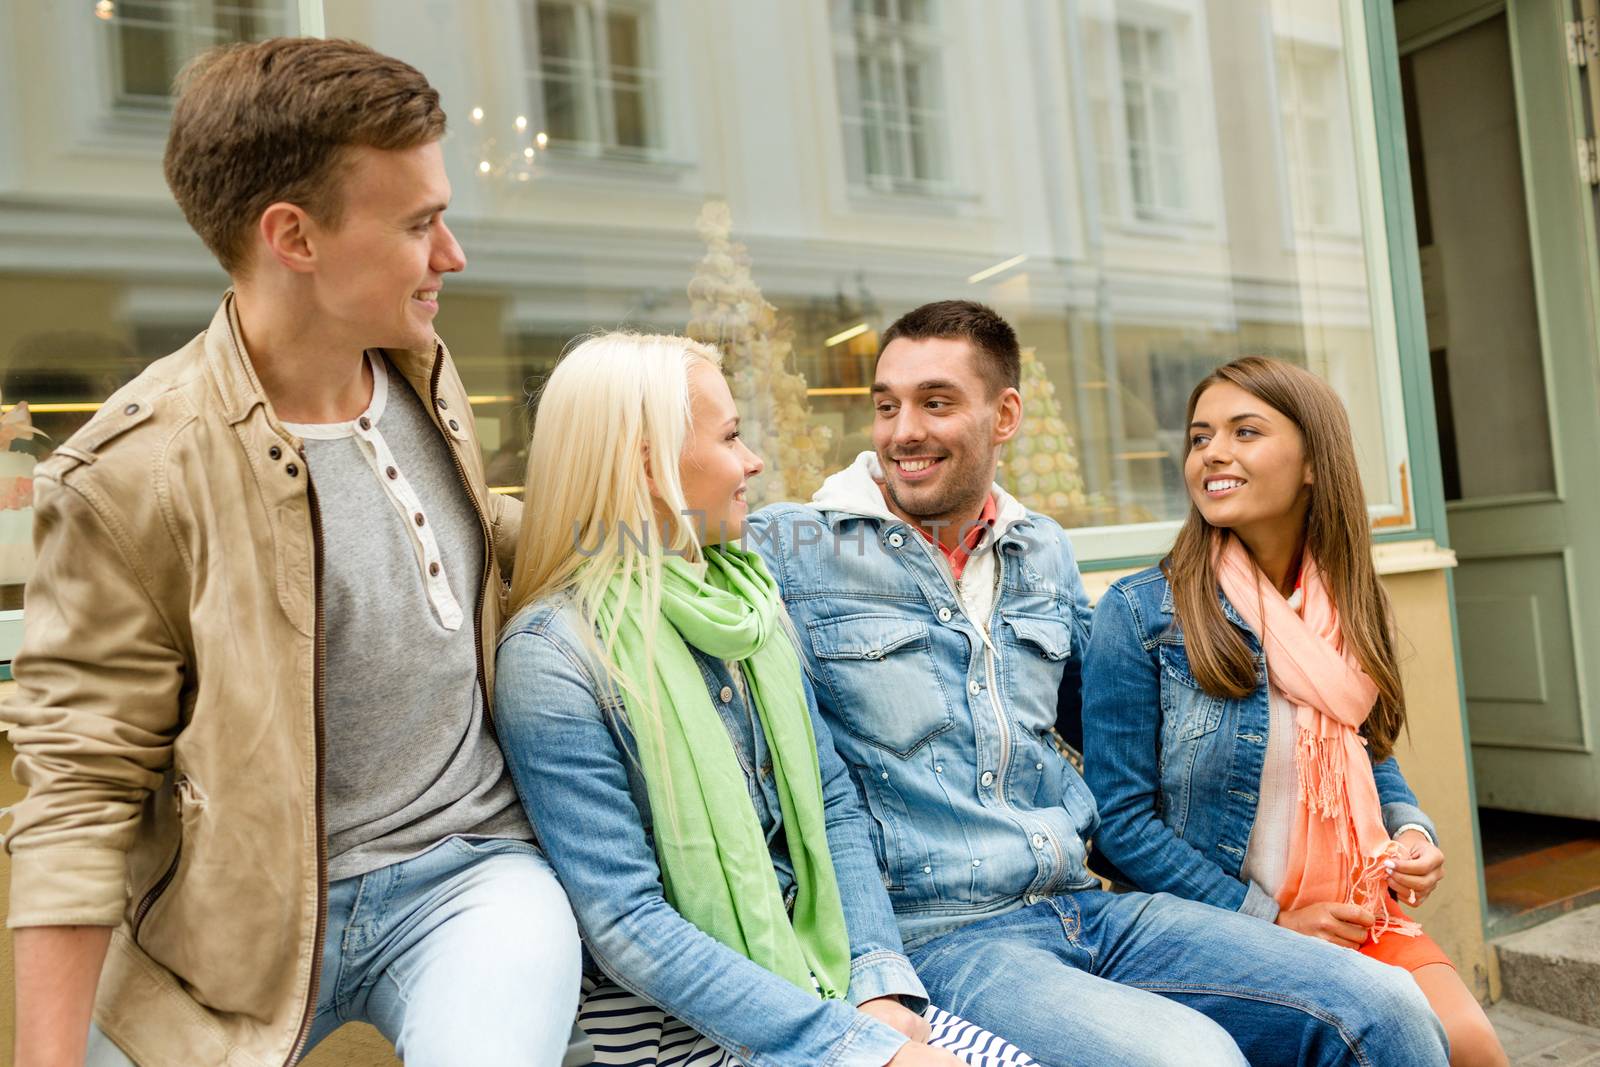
[1215,535,1419,939]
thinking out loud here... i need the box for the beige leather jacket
[4,295,521,1066]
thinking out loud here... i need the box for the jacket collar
[808,449,1034,542]
[1159,576,1253,633]
[203,291,442,428]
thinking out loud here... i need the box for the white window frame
[518,0,664,162]
[831,0,956,198]
[100,0,291,116]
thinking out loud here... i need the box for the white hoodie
[809,450,1031,629]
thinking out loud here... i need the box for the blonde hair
[508,331,724,739]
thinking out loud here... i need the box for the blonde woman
[493,333,1037,1067]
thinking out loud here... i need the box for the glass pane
[1403,14,1553,499]
[0,0,1419,619]
[606,11,641,71]
[117,24,179,101]
[541,74,583,141]
[611,85,647,148]
[537,1,579,60]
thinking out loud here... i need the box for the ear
[258,201,318,274]
[642,440,660,499]
[992,386,1023,445]
[1302,459,1315,487]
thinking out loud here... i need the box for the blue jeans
[907,889,1449,1067]
[92,835,583,1065]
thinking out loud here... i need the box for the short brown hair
[878,300,1021,396]
[163,37,446,275]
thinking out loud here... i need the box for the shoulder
[1097,565,1170,638]
[35,346,206,494]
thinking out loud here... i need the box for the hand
[1388,829,1445,907]
[1275,901,1374,949]
[859,996,931,1044]
[886,1042,965,1067]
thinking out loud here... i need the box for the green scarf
[595,545,852,998]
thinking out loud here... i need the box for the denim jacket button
[938,607,953,622]
[718,686,733,703]
[888,533,905,548]
[967,679,981,695]
[1032,833,1047,849]
[980,770,995,787]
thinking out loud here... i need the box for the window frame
[519,0,665,162]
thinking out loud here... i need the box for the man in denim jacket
[746,300,1449,1067]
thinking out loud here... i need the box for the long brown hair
[1162,357,1406,759]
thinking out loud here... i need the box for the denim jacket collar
[1157,573,1254,635]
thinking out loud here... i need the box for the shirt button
[972,859,982,868]
[922,865,932,874]
[386,466,398,480]
[719,686,733,703]
[980,770,995,787]
[881,771,889,780]
[888,533,904,548]
[429,561,440,577]
[938,607,953,622]
[1032,833,1047,849]
[358,416,371,431]
[414,512,426,527]
[1036,762,1045,771]
[968,680,981,695]
[935,764,944,774]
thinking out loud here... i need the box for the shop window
[832,0,952,195]
[521,0,661,157]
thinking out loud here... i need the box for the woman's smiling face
[1184,380,1313,539]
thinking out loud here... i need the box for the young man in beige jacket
[6,38,580,1067]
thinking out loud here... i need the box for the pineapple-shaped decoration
[1004,347,1088,517]
[686,200,832,506]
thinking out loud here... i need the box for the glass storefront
[0,0,1416,614]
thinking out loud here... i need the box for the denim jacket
[745,457,1099,951]
[1080,565,1437,921]
[494,598,927,1067]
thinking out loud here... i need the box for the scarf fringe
[1295,729,1351,840]
[1348,847,1423,943]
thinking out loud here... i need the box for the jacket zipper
[915,536,1014,809]
[131,835,182,942]
[428,353,494,723]
[285,474,330,1066]
[920,538,1075,884]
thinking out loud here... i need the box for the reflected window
[522,0,660,155]
[833,0,951,195]
[1117,20,1188,221]
[1278,42,1358,235]
[102,0,287,112]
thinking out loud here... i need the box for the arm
[6,476,186,1062]
[494,628,910,1067]
[1370,754,1437,844]
[1081,586,1279,920]
[486,491,522,576]
[805,670,927,1011]
[1053,535,1094,753]
[12,927,112,1067]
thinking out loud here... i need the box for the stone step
[1493,903,1600,1028]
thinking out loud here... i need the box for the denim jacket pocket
[808,613,956,758]
[1158,646,1225,742]
[1001,614,1073,660]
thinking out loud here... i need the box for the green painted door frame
[1394,0,1600,820]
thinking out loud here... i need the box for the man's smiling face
[871,336,1014,529]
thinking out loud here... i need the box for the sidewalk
[1489,1002,1600,1065]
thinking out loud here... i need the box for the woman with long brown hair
[1080,357,1504,1066]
